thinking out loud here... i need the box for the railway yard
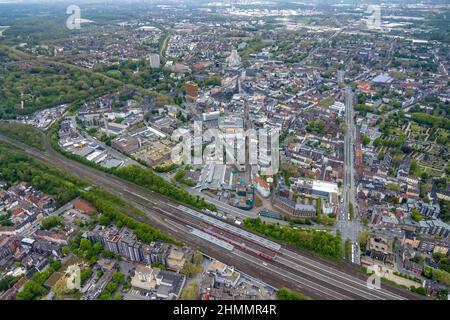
[0,133,426,300]
[146,200,420,300]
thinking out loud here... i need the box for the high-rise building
[226,49,242,68]
[149,54,161,69]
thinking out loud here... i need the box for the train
[178,204,282,253]
[200,227,275,261]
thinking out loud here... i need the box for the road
[0,134,426,300]
[185,186,257,220]
[337,86,362,264]
[433,48,448,77]
[20,200,75,238]
[127,199,418,300]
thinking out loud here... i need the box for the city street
[338,86,363,264]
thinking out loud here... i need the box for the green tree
[411,209,422,222]
[80,268,93,285]
[16,281,46,300]
[437,289,449,300]
[181,263,203,277]
[276,288,308,300]
[244,218,342,259]
[410,286,427,295]
[345,238,352,260]
[361,135,371,146]
[97,272,124,300]
[359,230,371,251]
[387,182,401,193]
[349,202,354,220]
[316,198,322,216]
[41,216,64,230]
[0,276,20,292]
[192,251,203,265]
[79,238,92,252]
[180,281,199,300]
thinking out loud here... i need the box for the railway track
[150,201,412,300]
[0,134,426,300]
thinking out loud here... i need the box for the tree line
[244,218,342,260]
